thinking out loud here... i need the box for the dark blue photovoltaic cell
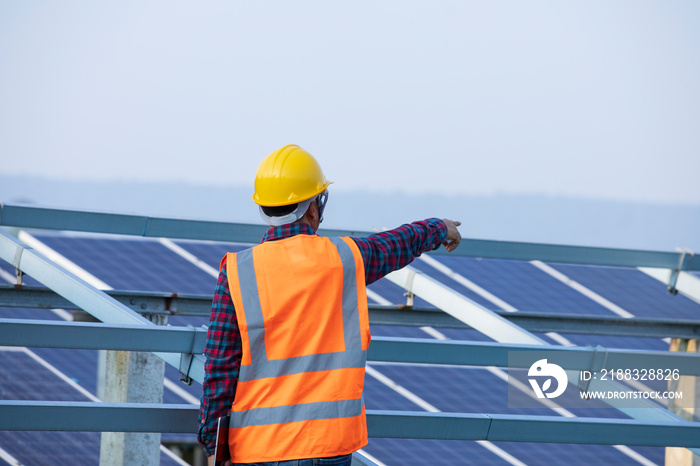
[549,263,700,319]
[436,327,498,342]
[174,240,251,269]
[168,314,210,331]
[426,256,616,315]
[161,449,191,465]
[367,438,659,466]
[0,430,101,466]
[371,365,553,416]
[549,333,669,352]
[35,235,217,295]
[628,446,665,465]
[0,429,184,466]
[371,324,496,342]
[370,324,436,339]
[30,348,99,396]
[365,438,514,466]
[0,306,64,321]
[410,259,505,311]
[0,350,93,401]
[363,371,423,411]
[488,441,659,466]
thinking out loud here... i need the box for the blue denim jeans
[233,454,352,466]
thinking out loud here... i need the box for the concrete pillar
[99,314,167,466]
[665,338,699,466]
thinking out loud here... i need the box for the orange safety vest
[222,234,371,463]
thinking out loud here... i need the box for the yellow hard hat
[252,144,332,207]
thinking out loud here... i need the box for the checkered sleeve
[197,261,241,456]
[351,218,447,285]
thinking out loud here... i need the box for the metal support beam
[3,319,699,376]
[0,318,207,353]
[4,284,699,339]
[1,203,697,270]
[366,410,700,447]
[0,401,197,432]
[3,402,700,449]
[368,336,700,376]
[369,304,700,339]
[0,284,211,316]
[0,203,268,244]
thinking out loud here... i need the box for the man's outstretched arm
[352,217,461,285]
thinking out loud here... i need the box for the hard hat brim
[252,181,333,207]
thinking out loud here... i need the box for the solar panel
[173,240,249,269]
[0,306,64,321]
[28,348,100,396]
[372,324,497,342]
[486,440,658,466]
[35,235,216,295]
[0,350,91,402]
[422,256,620,315]
[0,430,101,466]
[0,349,185,465]
[549,263,700,319]
[366,437,517,465]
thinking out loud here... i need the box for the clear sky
[1,1,699,204]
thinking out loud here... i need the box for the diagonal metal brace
[403,269,417,308]
[578,345,609,392]
[179,324,206,385]
[668,249,694,295]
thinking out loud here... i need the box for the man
[199,144,461,466]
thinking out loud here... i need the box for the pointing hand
[441,219,462,252]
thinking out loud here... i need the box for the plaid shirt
[197,218,447,454]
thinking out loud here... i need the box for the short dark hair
[261,203,298,217]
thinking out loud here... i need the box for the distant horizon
[2,174,699,253]
[5,172,700,208]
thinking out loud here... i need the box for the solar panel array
[2,230,699,465]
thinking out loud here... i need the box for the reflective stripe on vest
[229,236,368,430]
[232,397,365,428]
